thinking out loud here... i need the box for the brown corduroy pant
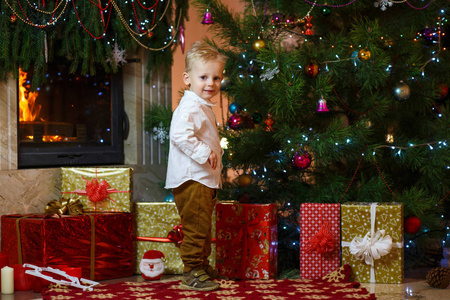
[173,180,216,273]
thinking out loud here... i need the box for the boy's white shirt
[165,90,223,189]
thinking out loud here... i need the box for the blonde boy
[165,41,227,291]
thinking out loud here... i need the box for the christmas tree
[193,0,450,275]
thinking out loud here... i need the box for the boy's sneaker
[180,269,220,291]
[204,265,228,280]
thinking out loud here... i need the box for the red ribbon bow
[304,221,336,255]
[167,225,184,247]
[85,178,110,203]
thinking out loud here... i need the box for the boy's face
[183,60,224,101]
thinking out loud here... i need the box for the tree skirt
[42,278,376,300]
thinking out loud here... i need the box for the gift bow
[341,203,402,283]
[44,198,83,215]
[305,220,336,255]
[349,229,393,266]
[167,225,184,247]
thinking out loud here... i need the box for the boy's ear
[182,72,190,86]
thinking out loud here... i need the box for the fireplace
[18,62,127,168]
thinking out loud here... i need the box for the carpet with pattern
[42,266,376,300]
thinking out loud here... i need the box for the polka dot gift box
[133,202,216,275]
[61,167,133,213]
[341,202,404,283]
[300,203,341,279]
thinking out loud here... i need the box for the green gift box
[341,202,404,283]
[61,167,133,213]
[133,202,216,275]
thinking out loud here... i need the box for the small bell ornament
[201,9,214,24]
[316,96,329,112]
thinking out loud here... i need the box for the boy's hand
[208,151,218,170]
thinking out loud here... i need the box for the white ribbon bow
[349,229,393,266]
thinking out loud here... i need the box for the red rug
[42,278,376,299]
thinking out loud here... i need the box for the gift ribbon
[135,225,185,247]
[44,198,83,215]
[341,203,403,283]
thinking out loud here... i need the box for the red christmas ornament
[404,215,421,234]
[10,15,17,23]
[264,113,275,131]
[304,15,313,35]
[437,83,449,100]
[228,113,244,130]
[292,151,312,170]
[304,60,319,78]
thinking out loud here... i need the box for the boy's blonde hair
[185,41,227,73]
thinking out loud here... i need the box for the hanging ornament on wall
[393,81,410,101]
[321,5,332,17]
[292,150,312,170]
[404,215,421,234]
[229,102,242,114]
[201,9,214,24]
[252,38,266,52]
[316,96,330,112]
[357,48,371,61]
[264,113,275,131]
[304,15,313,35]
[304,60,319,78]
[179,25,185,54]
[252,111,263,124]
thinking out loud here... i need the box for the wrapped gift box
[216,202,277,279]
[1,213,133,281]
[134,202,216,275]
[61,167,133,213]
[300,203,341,279]
[341,202,404,283]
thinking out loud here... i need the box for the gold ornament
[357,48,371,61]
[252,38,266,51]
[238,174,252,187]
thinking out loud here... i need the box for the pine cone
[426,267,450,289]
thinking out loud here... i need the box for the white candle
[1,266,14,294]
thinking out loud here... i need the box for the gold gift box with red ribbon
[300,203,341,279]
[61,167,133,213]
[133,202,216,275]
[216,202,278,279]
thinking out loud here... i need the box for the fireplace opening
[18,61,127,168]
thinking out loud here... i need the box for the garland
[0,0,188,86]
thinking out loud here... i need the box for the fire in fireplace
[18,62,127,168]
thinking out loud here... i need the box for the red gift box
[216,202,277,279]
[1,213,133,281]
[300,203,340,279]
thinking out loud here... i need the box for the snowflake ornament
[107,42,127,67]
[374,0,393,11]
[152,123,169,143]
[260,66,279,82]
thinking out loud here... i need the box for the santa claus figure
[139,250,165,280]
